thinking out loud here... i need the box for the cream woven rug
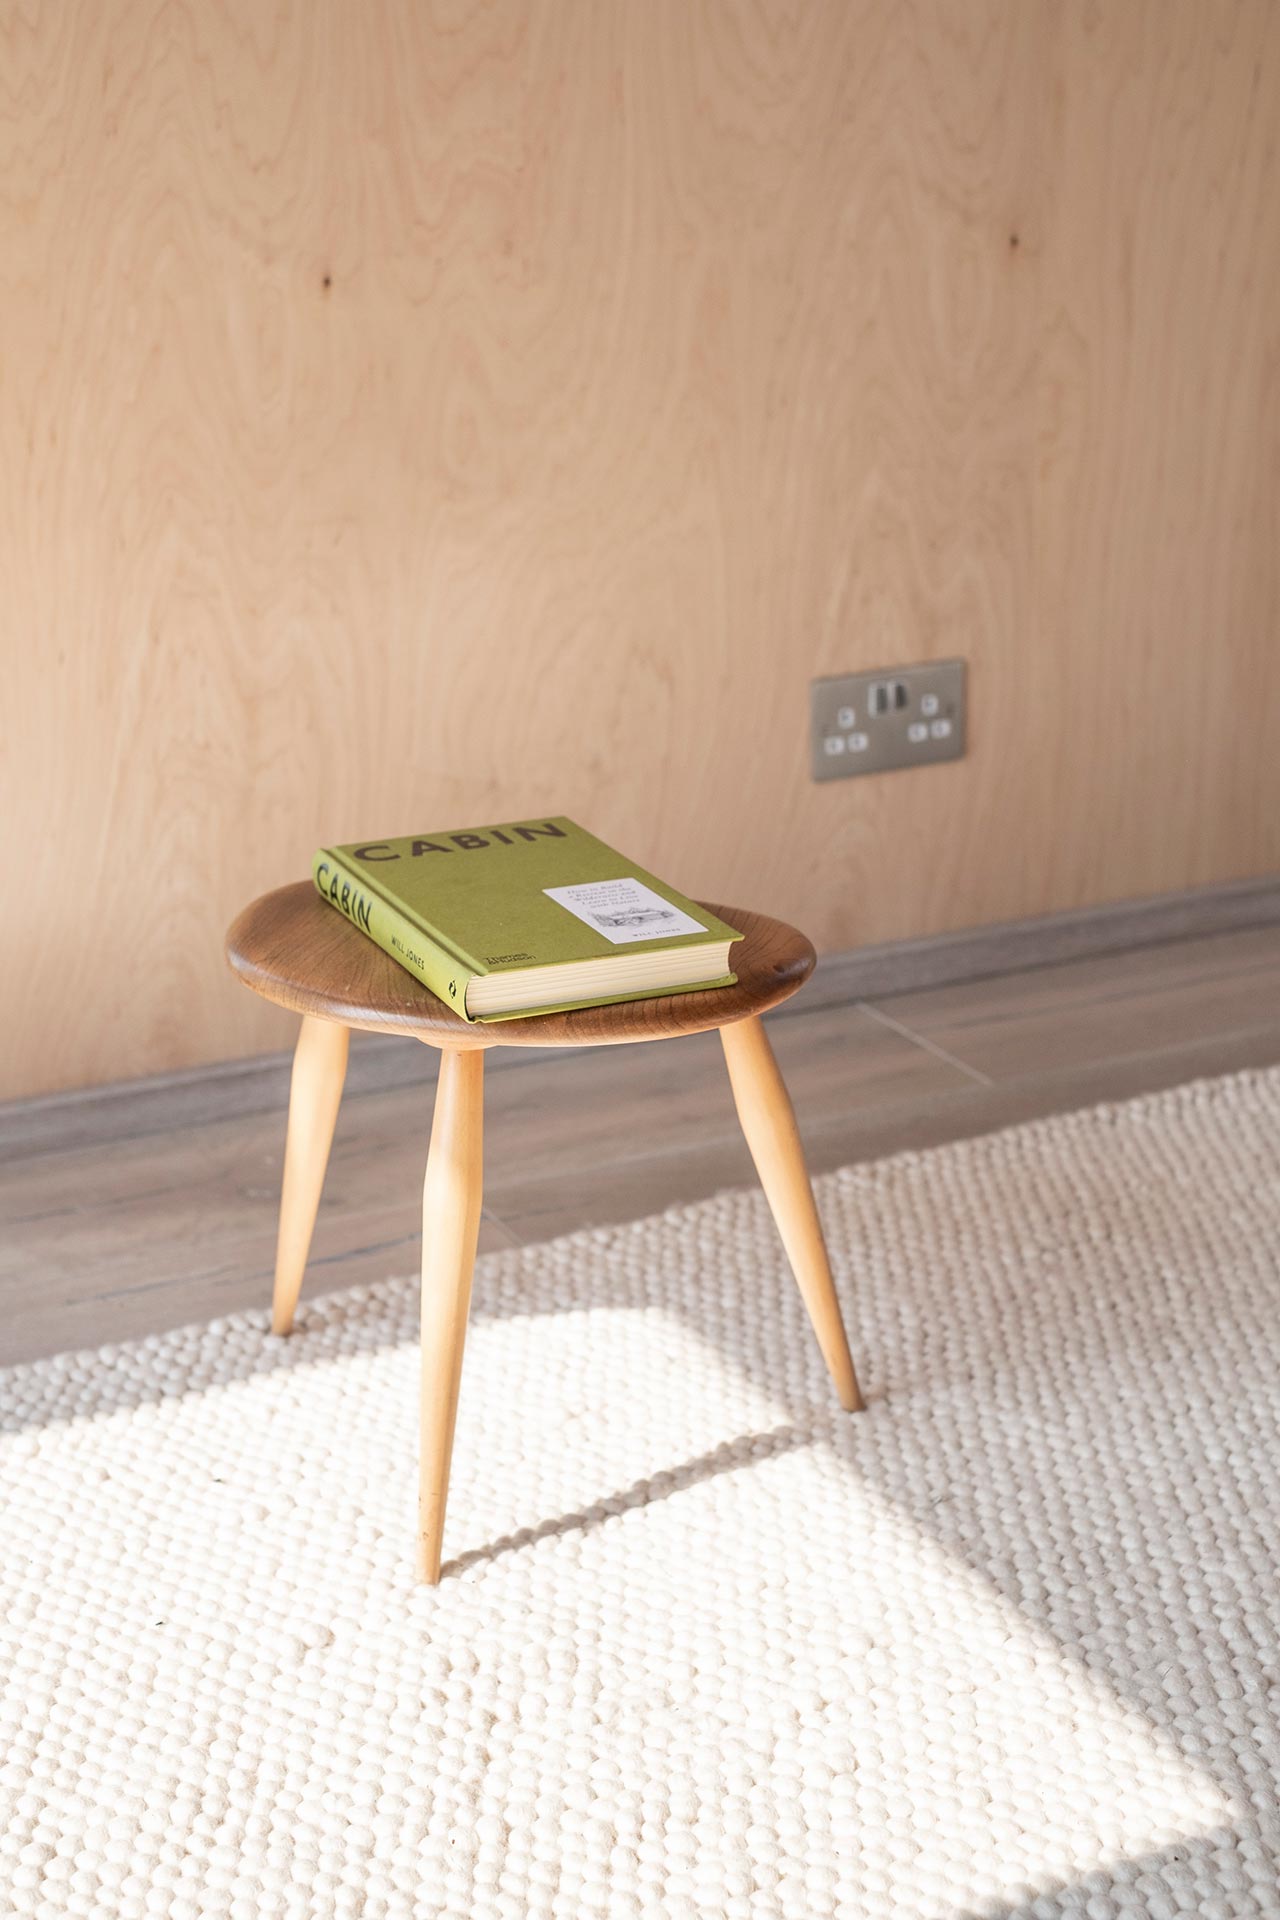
[4,1069,1280,1919]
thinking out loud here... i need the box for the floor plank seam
[855,1001,994,1087]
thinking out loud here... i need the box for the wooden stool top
[226,883,816,1049]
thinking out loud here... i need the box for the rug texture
[3,1068,1280,1919]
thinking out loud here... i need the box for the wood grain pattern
[226,886,815,1046]
[5,1,1280,1098]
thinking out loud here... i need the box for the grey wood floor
[4,922,1280,1367]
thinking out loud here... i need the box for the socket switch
[811,658,966,781]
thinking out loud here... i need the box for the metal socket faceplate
[810,659,967,781]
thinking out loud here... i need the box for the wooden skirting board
[799,870,1280,1010]
[4,872,1279,1165]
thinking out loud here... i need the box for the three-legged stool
[226,885,863,1582]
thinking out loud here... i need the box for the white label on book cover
[543,878,707,945]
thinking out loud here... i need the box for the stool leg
[418,1047,485,1584]
[720,1015,864,1412]
[272,1016,350,1335]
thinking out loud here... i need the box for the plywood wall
[4,0,1279,1100]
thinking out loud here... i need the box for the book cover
[313,817,741,1021]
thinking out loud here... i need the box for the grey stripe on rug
[3,1067,1280,1919]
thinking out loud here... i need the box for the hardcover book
[313,817,742,1022]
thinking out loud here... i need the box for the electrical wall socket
[810,659,967,781]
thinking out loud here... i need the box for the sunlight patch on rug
[4,1069,1280,1918]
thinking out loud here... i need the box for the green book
[313,817,742,1022]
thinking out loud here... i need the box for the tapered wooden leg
[271,1016,350,1336]
[418,1046,485,1584]
[720,1015,864,1411]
